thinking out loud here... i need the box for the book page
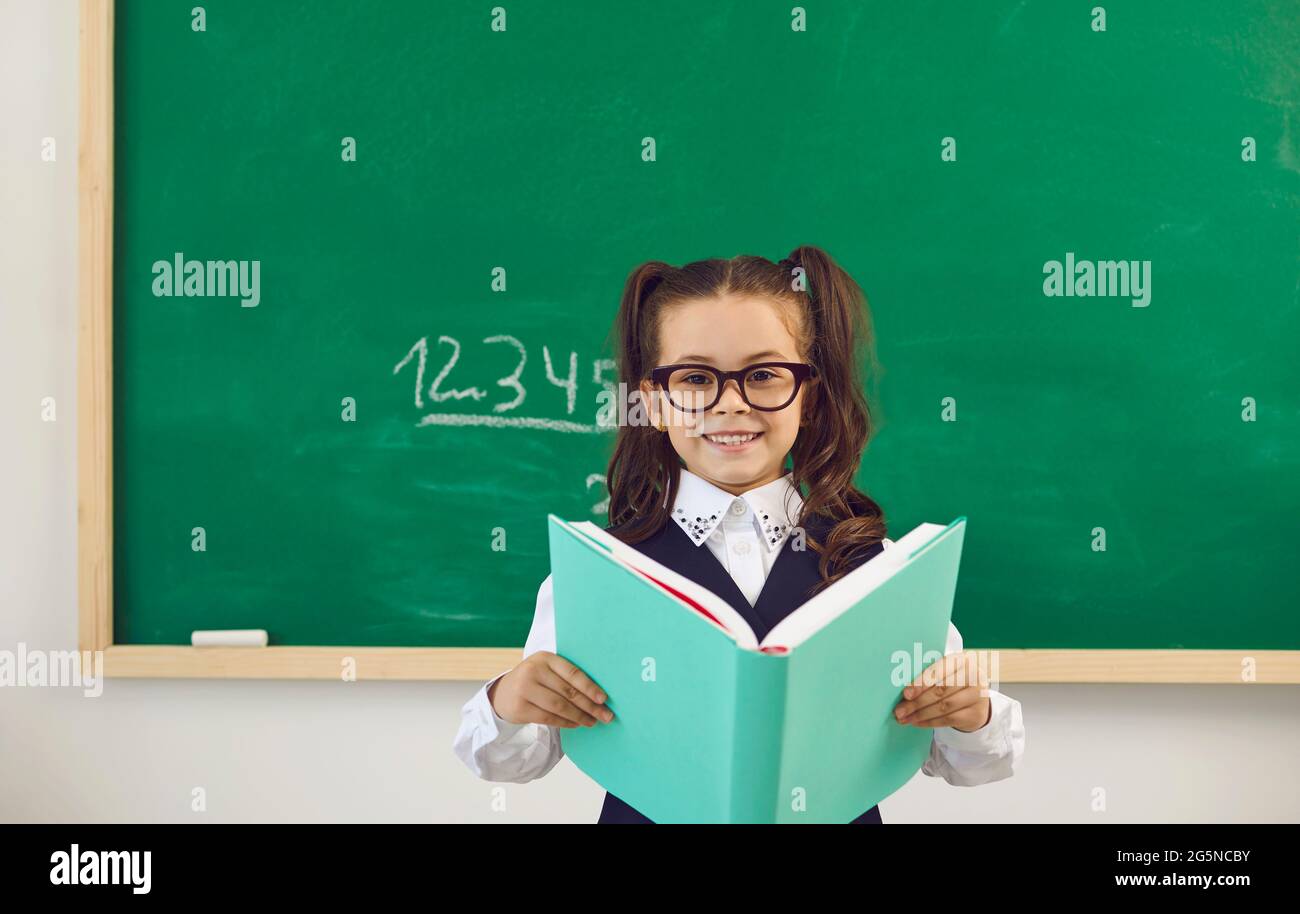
[567,521,761,650]
[759,522,951,650]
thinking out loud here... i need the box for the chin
[693,449,773,479]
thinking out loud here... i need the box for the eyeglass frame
[647,361,818,413]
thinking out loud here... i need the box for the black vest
[596,512,885,824]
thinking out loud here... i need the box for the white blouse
[453,468,1026,795]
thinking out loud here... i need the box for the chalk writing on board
[393,334,619,434]
[586,473,610,516]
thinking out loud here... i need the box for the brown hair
[602,245,888,597]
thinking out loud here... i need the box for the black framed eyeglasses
[648,362,817,412]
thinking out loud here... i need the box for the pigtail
[604,262,681,540]
[781,246,889,595]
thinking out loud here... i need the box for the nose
[713,378,749,411]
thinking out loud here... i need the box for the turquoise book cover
[549,514,966,823]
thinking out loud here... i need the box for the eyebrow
[671,350,789,364]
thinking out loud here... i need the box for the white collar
[669,467,803,553]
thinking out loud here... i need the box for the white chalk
[191,629,268,648]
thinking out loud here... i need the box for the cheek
[768,417,801,449]
[667,415,703,449]
[770,400,804,441]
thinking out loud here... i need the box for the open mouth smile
[701,431,763,452]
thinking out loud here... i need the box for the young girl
[453,246,1026,823]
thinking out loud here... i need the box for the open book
[548,513,968,824]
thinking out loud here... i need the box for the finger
[895,655,961,720]
[901,687,977,724]
[524,689,598,727]
[898,655,958,716]
[901,652,988,708]
[547,653,611,708]
[536,667,614,723]
[902,671,982,717]
[907,701,989,730]
[908,712,966,729]
[519,698,589,729]
[903,686,982,724]
[908,651,965,691]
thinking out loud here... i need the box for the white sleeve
[451,574,566,783]
[921,620,1026,786]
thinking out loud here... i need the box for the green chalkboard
[113,0,1299,650]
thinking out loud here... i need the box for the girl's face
[640,295,809,497]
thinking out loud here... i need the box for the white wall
[1,0,1295,824]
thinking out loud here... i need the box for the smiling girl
[453,246,1025,823]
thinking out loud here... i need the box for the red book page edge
[627,567,789,655]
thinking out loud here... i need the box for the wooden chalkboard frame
[77,0,1299,683]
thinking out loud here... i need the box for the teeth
[705,433,759,445]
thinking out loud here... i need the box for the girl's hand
[893,651,991,733]
[488,651,615,728]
